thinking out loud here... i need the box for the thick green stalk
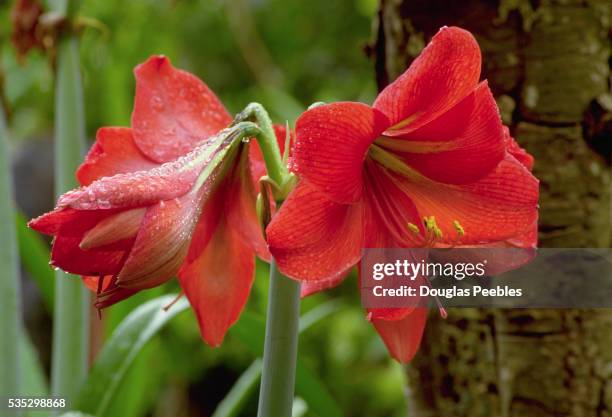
[257,261,301,417]
[236,102,301,417]
[51,33,89,401]
[0,97,23,417]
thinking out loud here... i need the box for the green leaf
[230,308,344,417]
[58,413,96,417]
[15,211,54,312]
[20,328,51,417]
[0,89,24,415]
[20,328,49,394]
[295,362,342,417]
[212,359,263,417]
[299,300,341,334]
[100,340,161,417]
[74,295,189,417]
[51,26,90,399]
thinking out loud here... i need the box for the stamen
[407,215,467,248]
[423,216,443,238]
[96,274,105,295]
[453,220,465,237]
[422,274,448,319]
[422,216,444,246]
[407,222,420,234]
[438,304,448,319]
[163,291,184,311]
[96,274,106,320]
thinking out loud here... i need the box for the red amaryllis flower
[267,27,539,363]
[30,56,285,346]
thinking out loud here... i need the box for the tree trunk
[372,1,612,416]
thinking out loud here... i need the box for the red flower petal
[503,126,534,171]
[363,160,424,248]
[82,275,104,292]
[186,149,268,264]
[116,192,203,289]
[373,26,481,133]
[29,207,95,236]
[184,188,223,266]
[82,276,140,308]
[51,235,133,276]
[300,270,348,298]
[179,156,261,346]
[132,55,232,163]
[505,219,538,248]
[179,219,255,347]
[293,102,389,203]
[29,208,134,276]
[176,152,265,345]
[393,154,539,245]
[58,136,225,211]
[227,150,270,261]
[86,276,141,308]
[377,82,505,184]
[267,181,363,281]
[79,208,146,250]
[371,308,427,363]
[77,127,157,186]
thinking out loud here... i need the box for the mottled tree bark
[372,1,612,416]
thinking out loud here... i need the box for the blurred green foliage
[1,0,409,416]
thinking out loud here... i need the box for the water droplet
[151,95,165,111]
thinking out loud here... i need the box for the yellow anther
[453,220,465,237]
[423,216,435,229]
[423,216,443,239]
[407,222,420,234]
[433,227,443,239]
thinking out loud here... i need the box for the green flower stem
[0,95,23,417]
[51,2,90,402]
[234,102,289,188]
[234,103,301,417]
[257,260,301,417]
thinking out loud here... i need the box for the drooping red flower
[267,27,539,363]
[30,56,285,346]
[10,0,44,62]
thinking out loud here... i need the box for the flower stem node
[232,102,293,201]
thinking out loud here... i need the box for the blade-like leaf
[295,362,342,417]
[298,300,341,334]
[15,211,54,311]
[20,328,50,417]
[74,295,189,416]
[50,1,89,397]
[212,359,263,417]
[0,88,24,416]
[230,309,344,417]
